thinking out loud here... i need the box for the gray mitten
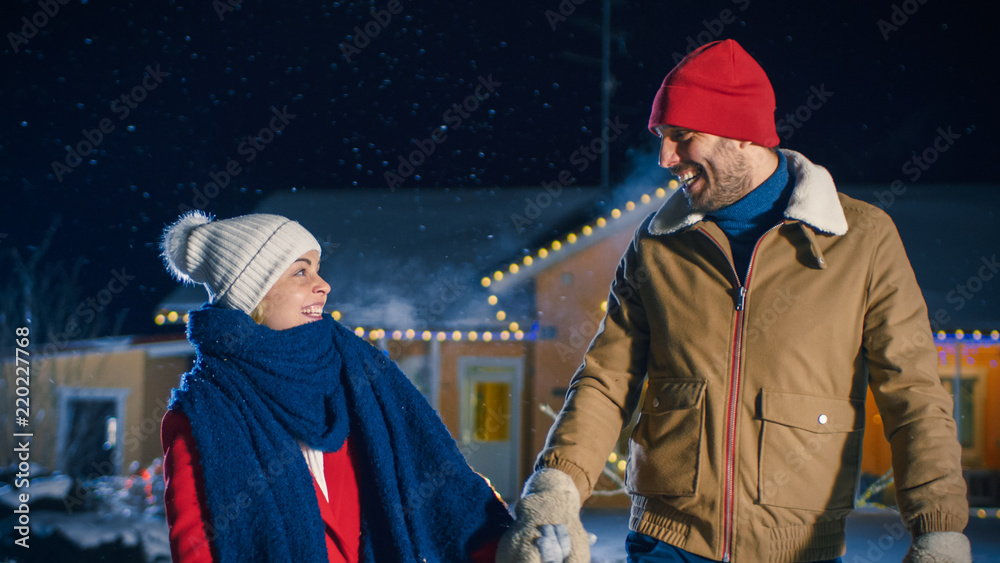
[496,468,590,563]
[903,531,971,563]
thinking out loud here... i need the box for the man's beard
[681,139,754,213]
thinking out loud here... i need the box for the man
[498,39,970,562]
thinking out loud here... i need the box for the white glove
[903,531,971,563]
[496,468,591,563]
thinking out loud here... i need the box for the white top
[299,441,328,501]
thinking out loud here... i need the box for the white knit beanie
[160,211,321,314]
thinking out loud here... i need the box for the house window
[55,387,129,477]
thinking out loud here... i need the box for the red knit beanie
[648,39,779,147]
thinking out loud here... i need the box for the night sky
[1,0,996,340]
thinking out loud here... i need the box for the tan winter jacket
[538,150,968,562]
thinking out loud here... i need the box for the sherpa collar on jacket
[649,149,849,236]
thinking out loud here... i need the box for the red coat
[161,409,361,562]
[161,410,499,562]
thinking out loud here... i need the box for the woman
[159,211,511,562]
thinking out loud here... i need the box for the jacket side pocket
[758,390,864,511]
[627,378,706,496]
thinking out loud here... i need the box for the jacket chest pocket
[757,390,864,511]
[627,379,706,497]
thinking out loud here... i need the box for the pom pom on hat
[162,210,214,285]
[160,211,321,314]
[648,39,779,147]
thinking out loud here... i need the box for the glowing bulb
[481,277,491,287]
[497,310,507,321]
[523,256,534,266]
[617,460,627,472]
[641,194,650,204]
[509,322,519,332]
[422,331,432,341]
[552,240,562,251]
[392,330,402,340]
[452,331,462,341]
[167,311,178,323]
[355,327,364,337]
[657,187,667,198]
[600,301,608,312]
[582,225,593,236]
[611,209,621,219]
[469,332,478,341]
[436,332,447,342]
[405,329,415,339]
[596,218,607,228]
[567,233,577,244]
[539,248,549,258]
[501,331,510,341]
[626,201,635,211]
[483,332,493,342]
[608,452,617,463]
[493,271,504,281]
[514,331,524,340]
[488,295,498,305]
[154,315,166,326]
[510,263,519,274]
[956,330,965,340]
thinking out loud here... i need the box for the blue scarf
[169,305,512,562]
[708,150,793,283]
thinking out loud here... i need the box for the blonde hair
[250,300,267,325]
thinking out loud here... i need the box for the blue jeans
[625,531,844,563]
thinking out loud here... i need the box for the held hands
[903,532,971,563]
[497,468,591,563]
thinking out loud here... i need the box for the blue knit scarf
[169,305,512,562]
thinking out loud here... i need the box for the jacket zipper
[697,224,781,562]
